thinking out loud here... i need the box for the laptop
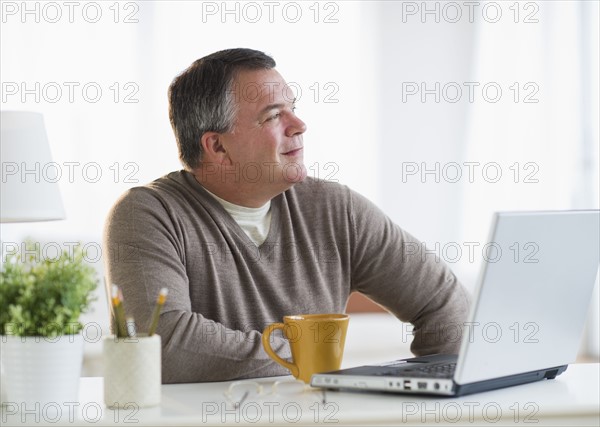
[311,210,600,396]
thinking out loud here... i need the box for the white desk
[2,363,598,426]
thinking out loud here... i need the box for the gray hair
[168,48,276,170]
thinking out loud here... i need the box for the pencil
[148,288,168,336]
[111,285,128,338]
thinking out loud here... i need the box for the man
[104,48,470,384]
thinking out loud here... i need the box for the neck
[192,168,291,208]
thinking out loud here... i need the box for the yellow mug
[262,313,349,383]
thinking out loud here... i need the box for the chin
[282,162,307,183]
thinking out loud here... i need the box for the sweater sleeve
[103,187,290,383]
[348,189,471,356]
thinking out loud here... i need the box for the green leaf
[0,241,98,337]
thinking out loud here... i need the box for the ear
[200,132,230,164]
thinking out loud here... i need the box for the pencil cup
[103,334,161,408]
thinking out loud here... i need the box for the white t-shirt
[202,187,272,246]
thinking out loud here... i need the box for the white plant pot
[0,334,84,407]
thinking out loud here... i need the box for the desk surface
[2,363,599,426]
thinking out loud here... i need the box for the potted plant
[0,243,97,407]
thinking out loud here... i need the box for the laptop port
[403,380,411,390]
[434,382,440,390]
[417,382,427,390]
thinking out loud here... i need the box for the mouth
[282,147,303,156]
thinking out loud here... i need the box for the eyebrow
[258,98,297,117]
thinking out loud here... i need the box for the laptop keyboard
[375,362,456,379]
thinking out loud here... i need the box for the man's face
[218,68,307,195]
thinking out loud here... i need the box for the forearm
[358,254,471,356]
[405,269,471,355]
[157,311,290,383]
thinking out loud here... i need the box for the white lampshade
[1,111,66,222]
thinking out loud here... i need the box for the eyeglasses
[223,379,328,409]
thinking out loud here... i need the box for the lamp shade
[1,111,66,222]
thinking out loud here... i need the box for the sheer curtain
[460,1,600,356]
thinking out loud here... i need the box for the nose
[285,113,307,138]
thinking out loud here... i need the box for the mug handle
[262,323,299,377]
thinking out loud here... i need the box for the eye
[263,111,281,123]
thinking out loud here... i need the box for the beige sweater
[103,171,471,383]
